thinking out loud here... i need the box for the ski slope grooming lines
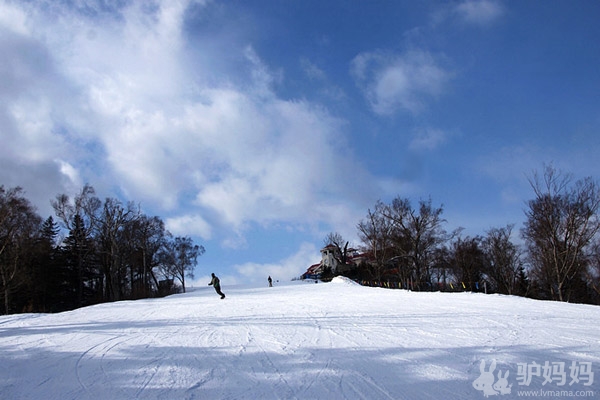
[1,279,599,399]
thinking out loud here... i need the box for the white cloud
[186,89,369,233]
[0,2,28,36]
[56,159,81,187]
[0,5,93,207]
[0,0,376,246]
[233,242,318,282]
[351,50,451,115]
[244,45,282,98]
[429,0,504,29]
[166,214,213,240]
[454,0,504,26]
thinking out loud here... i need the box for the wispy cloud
[410,127,449,151]
[430,0,505,28]
[455,0,505,26]
[350,49,451,116]
[300,58,346,102]
[301,58,326,81]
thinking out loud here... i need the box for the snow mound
[330,276,360,285]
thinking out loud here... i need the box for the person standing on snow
[208,273,226,299]
[268,276,272,287]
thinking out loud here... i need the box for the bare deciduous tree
[483,225,523,295]
[96,198,138,301]
[449,235,486,292]
[324,232,349,267]
[382,197,448,289]
[0,186,41,314]
[357,201,394,280]
[522,165,600,302]
[52,184,101,233]
[159,236,204,293]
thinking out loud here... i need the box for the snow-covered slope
[1,278,599,399]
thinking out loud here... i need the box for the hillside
[1,278,599,399]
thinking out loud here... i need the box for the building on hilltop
[302,244,367,280]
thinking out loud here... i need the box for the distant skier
[268,276,273,287]
[208,273,225,299]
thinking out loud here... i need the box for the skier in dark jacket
[208,273,225,299]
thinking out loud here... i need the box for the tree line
[325,165,600,305]
[0,184,203,315]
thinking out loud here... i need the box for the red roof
[306,263,322,274]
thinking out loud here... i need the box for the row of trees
[326,165,600,305]
[0,184,203,315]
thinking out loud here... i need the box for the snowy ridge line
[1,281,599,399]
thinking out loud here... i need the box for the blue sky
[2,0,600,285]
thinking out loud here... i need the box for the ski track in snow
[1,277,600,399]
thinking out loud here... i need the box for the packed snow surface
[1,278,600,399]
